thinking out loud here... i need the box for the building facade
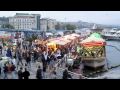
[40,18,56,31]
[9,13,41,30]
[0,17,9,28]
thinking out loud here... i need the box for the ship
[102,28,120,41]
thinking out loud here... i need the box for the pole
[65,18,67,30]
[46,44,48,55]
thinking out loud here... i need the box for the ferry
[102,28,120,41]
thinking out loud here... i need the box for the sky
[0,11,120,25]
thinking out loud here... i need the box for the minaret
[92,24,97,29]
[91,24,103,33]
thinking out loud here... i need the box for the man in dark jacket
[62,69,72,79]
[0,67,1,76]
[18,67,23,79]
[26,53,31,68]
[23,68,30,79]
[3,64,8,79]
[36,66,42,79]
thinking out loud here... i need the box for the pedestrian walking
[17,50,23,66]
[11,63,16,79]
[3,64,8,79]
[36,66,42,79]
[18,67,23,79]
[26,53,31,68]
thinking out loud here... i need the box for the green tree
[26,34,37,42]
[55,23,61,30]
[32,34,37,40]
[1,24,14,29]
[65,24,76,30]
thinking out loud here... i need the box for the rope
[107,45,120,52]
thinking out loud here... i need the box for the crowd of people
[0,35,82,79]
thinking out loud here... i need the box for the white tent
[81,36,105,44]
[46,33,53,36]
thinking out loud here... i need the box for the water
[106,41,120,67]
[91,41,120,79]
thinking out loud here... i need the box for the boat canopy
[80,33,106,46]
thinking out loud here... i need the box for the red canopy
[81,41,106,47]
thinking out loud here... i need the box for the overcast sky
[0,11,120,25]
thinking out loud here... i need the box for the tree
[47,25,50,31]
[32,34,37,40]
[1,24,14,29]
[65,24,76,30]
[55,23,61,30]
[27,34,37,42]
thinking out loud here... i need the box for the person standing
[36,66,42,79]
[6,47,12,59]
[11,63,16,79]
[62,69,72,79]
[0,45,2,55]
[18,67,23,79]
[3,64,8,79]
[17,50,23,66]
[26,53,31,68]
[0,67,1,77]
[23,68,30,79]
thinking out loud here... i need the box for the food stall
[47,42,57,52]
[80,33,106,68]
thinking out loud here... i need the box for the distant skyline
[0,11,120,25]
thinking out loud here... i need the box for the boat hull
[82,57,106,68]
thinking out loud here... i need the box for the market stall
[80,33,106,68]
[80,33,106,58]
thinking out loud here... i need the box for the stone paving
[0,57,84,79]
[0,59,64,79]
